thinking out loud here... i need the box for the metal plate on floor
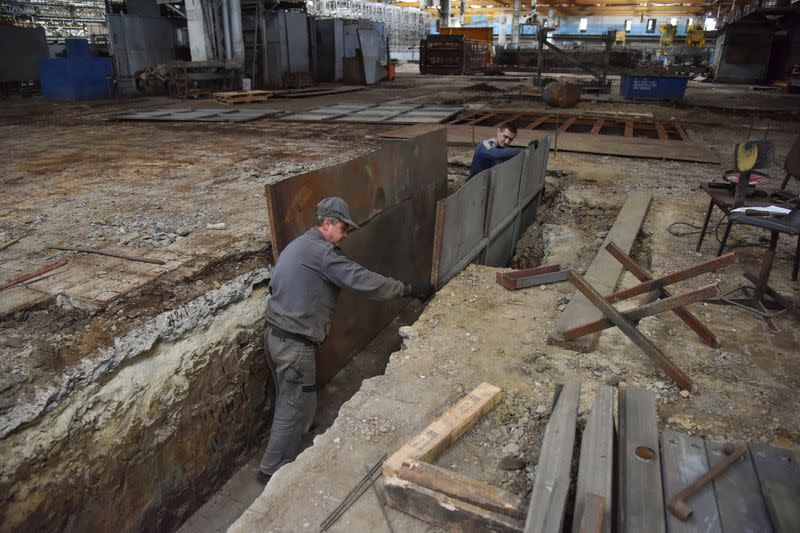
[110,108,281,122]
[282,103,465,124]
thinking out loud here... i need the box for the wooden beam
[625,121,634,138]
[524,382,581,533]
[383,476,524,533]
[572,386,614,533]
[655,122,668,140]
[398,460,528,520]
[660,431,723,533]
[559,116,577,133]
[590,118,604,135]
[578,494,606,533]
[553,192,652,352]
[568,272,695,392]
[674,122,689,141]
[561,284,718,341]
[605,242,719,348]
[604,253,735,305]
[383,382,502,476]
[618,388,666,533]
[526,115,551,129]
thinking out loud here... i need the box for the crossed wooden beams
[499,242,735,392]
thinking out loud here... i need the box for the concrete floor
[2,67,800,532]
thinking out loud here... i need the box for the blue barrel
[619,74,688,101]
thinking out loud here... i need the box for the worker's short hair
[497,121,518,135]
[314,215,341,227]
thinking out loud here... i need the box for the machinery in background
[419,27,493,75]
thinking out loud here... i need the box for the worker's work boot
[256,470,271,485]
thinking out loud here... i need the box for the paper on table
[731,205,791,215]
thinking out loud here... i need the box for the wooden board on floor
[749,443,800,533]
[618,388,666,533]
[705,441,773,533]
[573,385,614,533]
[382,382,502,476]
[552,192,652,352]
[524,381,581,533]
[660,431,722,533]
[383,476,524,533]
[378,124,719,164]
[398,460,527,520]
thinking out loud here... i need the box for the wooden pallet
[213,90,273,105]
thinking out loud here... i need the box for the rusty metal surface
[264,129,448,384]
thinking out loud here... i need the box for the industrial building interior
[2,0,800,531]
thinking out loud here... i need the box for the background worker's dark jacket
[265,227,406,344]
[469,138,522,179]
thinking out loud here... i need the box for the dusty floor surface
[2,67,800,532]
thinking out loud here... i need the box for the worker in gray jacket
[257,196,433,483]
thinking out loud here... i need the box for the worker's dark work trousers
[259,327,317,476]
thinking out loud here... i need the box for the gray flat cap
[316,196,360,229]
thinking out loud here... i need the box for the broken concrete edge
[0,266,273,439]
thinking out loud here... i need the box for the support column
[498,15,507,46]
[440,0,450,27]
[511,0,520,47]
[185,0,211,61]
[230,0,245,65]
[221,0,232,61]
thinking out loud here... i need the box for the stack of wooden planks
[213,90,273,105]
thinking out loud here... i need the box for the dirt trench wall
[0,272,272,533]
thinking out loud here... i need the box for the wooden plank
[590,118,604,135]
[705,440,773,533]
[466,113,496,125]
[559,116,577,133]
[553,192,652,352]
[573,385,614,533]
[383,476,524,533]
[527,115,551,129]
[655,122,668,140]
[605,242,719,348]
[398,460,527,520]
[378,124,720,164]
[524,381,581,533]
[497,269,569,290]
[618,388,666,533]
[750,443,800,533]
[383,382,502,476]
[625,121,634,138]
[578,494,606,533]
[660,431,722,533]
[568,272,694,391]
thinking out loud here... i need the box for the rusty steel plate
[264,128,448,385]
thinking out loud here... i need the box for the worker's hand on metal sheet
[527,139,539,149]
[405,282,435,302]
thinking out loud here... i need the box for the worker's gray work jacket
[265,227,406,345]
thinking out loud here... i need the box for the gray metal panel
[107,13,180,94]
[343,22,359,57]
[111,108,280,122]
[285,11,310,74]
[437,172,491,281]
[334,20,344,80]
[357,28,385,85]
[487,154,524,229]
[484,222,516,266]
[0,26,49,82]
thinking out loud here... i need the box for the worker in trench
[257,196,435,484]
[468,121,522,180]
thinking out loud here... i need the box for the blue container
[619,74,688,101]
[37,39,113,101]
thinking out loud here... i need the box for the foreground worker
[468,121,522,180]
[257,196,434,483]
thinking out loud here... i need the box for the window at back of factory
[625,20,632,32]
[579,18,588,32]
[646,19,657,33]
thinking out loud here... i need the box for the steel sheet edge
[264,129,448,385]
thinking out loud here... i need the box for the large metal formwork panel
[265,129,448,385]
[431,140,549,287]
[483,153,525,266]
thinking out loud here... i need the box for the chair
[697,135,800,280]
[723,208,800,332]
